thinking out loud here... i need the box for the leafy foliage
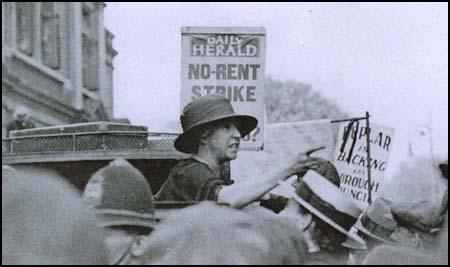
[265,77,347,123]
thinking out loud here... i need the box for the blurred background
[103,3,447,183]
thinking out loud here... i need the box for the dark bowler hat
[175,94,258,153]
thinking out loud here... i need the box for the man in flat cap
[155,94,320,209]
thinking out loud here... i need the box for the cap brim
[341,230,368,250]
[277,181,367,247]
[174,114,258,154]
[94,209,161,229]
[353,218,397,245]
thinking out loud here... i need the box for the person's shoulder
[172,158,215,178]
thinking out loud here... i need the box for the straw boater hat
[175,94,258,154]
[279,170,367,248]
[83,158,160,229]
[353,198,398,245]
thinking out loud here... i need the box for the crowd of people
[2,95,448,265]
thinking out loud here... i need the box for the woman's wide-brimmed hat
[353,198,398,245]
[175,95,258,153]
[280,170,367,248]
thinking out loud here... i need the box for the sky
[103,3,448,173]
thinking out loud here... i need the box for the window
[4,3,14,47]
[16,2,34,56]
[82,5,99,91]
[41,2,60,69]
[14,2,62,70]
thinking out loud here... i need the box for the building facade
[2,2,117,138]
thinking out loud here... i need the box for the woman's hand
[282,147,325,179]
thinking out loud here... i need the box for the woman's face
[205,122,241,162]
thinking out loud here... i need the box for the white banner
[231,119,395,205]
[231,120,338,185]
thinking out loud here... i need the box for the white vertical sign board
[333,122,395,206]
[181,27,266,150]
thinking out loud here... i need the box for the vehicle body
[2,122,196,210]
